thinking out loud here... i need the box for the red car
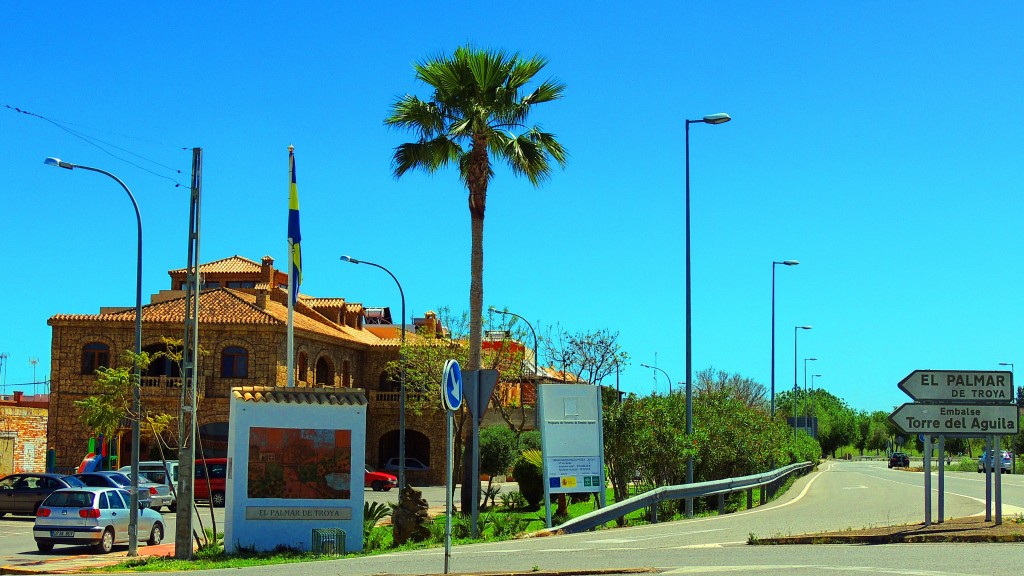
[364,467,397,492]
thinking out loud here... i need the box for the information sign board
[889,403,1019,435]
[897,370,1013,403]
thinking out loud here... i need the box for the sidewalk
[1,542,175,574]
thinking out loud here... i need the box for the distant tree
[694,367,767,409]
[541,325,628,385]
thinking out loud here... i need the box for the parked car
[365,467,397,491]
[383,457,429,472]
[71,471,173,511]
[0,473,86,517]
[194,458,227,507]
[33,487,164,553]
[118,461,178,511]
[977,450,1012,474]
[888,452,910,468]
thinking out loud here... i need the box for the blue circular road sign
[442,359,462,411]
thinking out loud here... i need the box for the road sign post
[441,360,461,575]
[890,369,1016,527]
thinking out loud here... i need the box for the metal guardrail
[552,461,814,534]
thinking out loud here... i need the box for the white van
[119,460,179,511]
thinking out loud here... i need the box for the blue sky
[3,2,1022,412]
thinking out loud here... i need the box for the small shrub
[363,501,391,539]
[481,484,502,508]
[488,512,528,539]
[500,491,528,510]
[513,451,544,508]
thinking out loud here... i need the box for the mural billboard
[247,428,352,499]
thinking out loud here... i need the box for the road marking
[662,565,973,575]
[842,485,868,490]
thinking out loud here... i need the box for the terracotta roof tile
[168,255,262,275]
[232,386,366,405]
[303,298,347,307]
[49,288,390,347]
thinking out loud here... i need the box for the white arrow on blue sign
[441,359,463,412]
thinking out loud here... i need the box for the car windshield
[106,473,132,487]
[43,490,94,508]
[62,476,86,488]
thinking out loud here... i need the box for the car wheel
[148,523,163,546]
[36,541,53,553]
[168,502,177,513]
[212,491,225,507]
[371,480,383,492]
[94,528,114,554]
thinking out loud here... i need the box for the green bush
[512,451,544,508]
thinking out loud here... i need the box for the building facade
[47,255,446,484]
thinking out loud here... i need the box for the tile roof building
[47,256,446,484]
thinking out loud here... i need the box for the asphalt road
[2,463,1021,575]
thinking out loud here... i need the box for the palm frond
[385,95,446,139]
[391,138,462,178]
[497,128,568,186]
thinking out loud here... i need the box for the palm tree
[386,45,567,372]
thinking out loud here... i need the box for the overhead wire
[4,104,190,188]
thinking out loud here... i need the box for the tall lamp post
[810,373,822,435]
[793,326,812,441]
[803,357,817,422]
[639,363,673,394]
[340,256,406,490]
[45,157,143,556]
[685,111,730,518]
[771,260,799,416]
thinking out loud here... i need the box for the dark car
[71,471,173,510]
[0,473,86,516]
[888,452,910,468]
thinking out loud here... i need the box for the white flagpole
[287,241,295,387]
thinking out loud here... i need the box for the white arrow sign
[897,370,1014,403]
[889,403,1019,435]
[441,359,462,412]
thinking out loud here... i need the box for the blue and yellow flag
[288,146,302,304]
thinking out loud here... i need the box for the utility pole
[175,148,203,559]
[0,353,7,394]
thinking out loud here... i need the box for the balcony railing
[371,391,430,404]
[138,376,205,397]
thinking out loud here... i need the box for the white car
[977,451,1012,474]
[383,457,429,471]
[33,487,164,553]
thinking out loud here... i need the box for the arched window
[142,343,181,378]
[296,352,308,384]
[81,342,110,375]
[221,346,249,378]
[315,357,333,386]
[379,370,399,392]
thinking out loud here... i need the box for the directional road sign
[897,370,1014,403]
[889,402,1019,435]
[441,359,462,412]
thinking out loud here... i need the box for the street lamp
[685,112,730,518]
[45,157,144,556]
[771,260,799,416]
[488,307,539,383]
[340,255,406,490]
[793,326,812,441]
[639,363,673,394]
[999,362,1014,373]
[803,357,817,420]
[810,374,822,432]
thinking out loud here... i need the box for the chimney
[261,256,274,285]
[425,310,437,336]
[13,391,22,403]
